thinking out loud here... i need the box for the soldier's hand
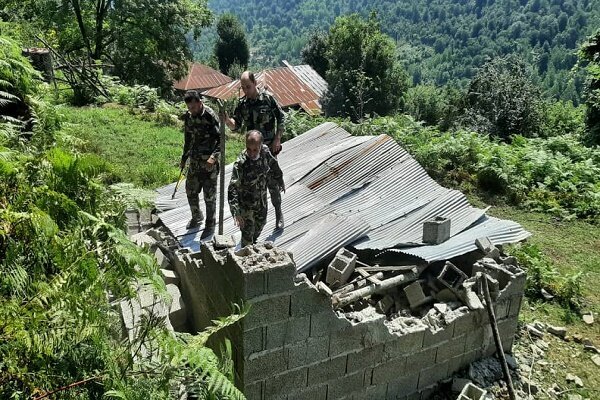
[206,156,216,170]
[280,183,286,194]
[234,216,244,229]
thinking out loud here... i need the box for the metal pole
[217,100,226,235]
[482,274,517,400]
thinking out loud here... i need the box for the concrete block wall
[177,243,526,400]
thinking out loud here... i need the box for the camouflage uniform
[232,90,286,218]
[228,145,284,246]
[181,105,220,226]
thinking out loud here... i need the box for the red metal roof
[173,63,232,91]
[201,64,326,114]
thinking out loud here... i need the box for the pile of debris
[315,236,519,325]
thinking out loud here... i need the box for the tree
[301,31,329,77]
[461,55,544,139]
[6,0,211,94]
[214,13,249,77]
[322,13,408,122]
[580,29,600,145]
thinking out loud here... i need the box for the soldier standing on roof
[180,90,221,230]
[228,130,284,246]
[222,70,287,229]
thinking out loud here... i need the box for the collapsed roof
[155,122,530,272]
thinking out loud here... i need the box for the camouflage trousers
[239,203,268,247]
[264,139,282,212]
[185,158,219,225]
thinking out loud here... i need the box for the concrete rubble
[125,223,528,400]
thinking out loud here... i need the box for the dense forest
[192,0,600,103]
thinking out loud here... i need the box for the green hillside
[193,0,600,103]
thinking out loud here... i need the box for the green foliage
[7,0,212,94]
[322,13,409,121]
[301,31,329,77]
[580,29,600,144]
[461,55,545,139]
[341,114,600,219]
[511,243,583,309]
[214,13,250,77]
[198,0,597,103]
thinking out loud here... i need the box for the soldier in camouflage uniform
[180,90,221,230]
[223,71,287,229]
[228,130,284,246]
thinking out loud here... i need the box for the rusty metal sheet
[173,63,232,91]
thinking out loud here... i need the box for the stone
[547,325,567,338]
[526,324,544,339]
[584,344,600,354]
[520,377,539,395]
[505,354,518,370]
[376,295,395,314]
[213,234,235,249]
[433,303,448,314]
[566,373,584,387]
[567,395,583,400]
[592,354,600,367]
[541,288,554,300]
[160,269,180,286]
[582,312,594,325]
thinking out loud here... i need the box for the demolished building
[137,122,531,399]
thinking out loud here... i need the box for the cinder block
[243,269,266,299]
[447,354,465,376]
[291,286,332,316]
[264,368,308,399]
[364,384,388,400]
[329,324,366,357]
[327,370,364,399]
[508,295,522,317]
[458,382,486,400]
[245,348,287,383]
[154,247,171,269]
[386,373,419,399]
[288,384,327,400]
[437,261,468,291]
[461,349,482,367]
[243,327,264,357]
[347,345,384,373]
[244,294,291,330]
[405,346,437,372]
[310,310,351,337]
[266,262,297,294]
[418,361,449,390]
[307,355,347,385]
[384,326,426,360]
[244,380,263,400]
[214,234,235,249]
[451,311,475,338]
[494,300,510,320]
[497,317,518,351]
[423,324,454,348]
[474,237,494,254]
[287,336,330,369]
[422,216,451,244]
[372,356,407,385]
[436,335,466,362]
[166,283,186,330]
[403,281,430,310]
[325,248,357,287]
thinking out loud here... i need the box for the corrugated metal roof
[173,63,232,91]
[201,63,327,113]
[155,122,530,272]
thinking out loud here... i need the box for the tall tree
[301,31,329,78]
[462,55,544,139]
[214,13,249,76]
[5,0,212,94]
[580,29,600,145]
[322,13,408,122]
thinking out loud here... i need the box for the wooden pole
[482,274,517,400]
[217,100,226,235]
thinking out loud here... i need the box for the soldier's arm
[227,160,242,218]
[271,95,286,138]
[225,102,243,131]
[267,151,285,190]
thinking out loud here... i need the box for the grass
[58,105,245,188]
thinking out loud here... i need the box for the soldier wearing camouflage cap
[228,130,284,246]
[223,71,287,230]
[180,90,221,230]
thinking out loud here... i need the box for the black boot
[275,206,284,230]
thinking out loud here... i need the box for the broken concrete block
[376,295,395,314]
[131,232,157,249]
[315,281,333,296]
[451,378,472,393]
[475,237,495,254]
[403,281,432,310]
[160,269,180,286]
[526,324,544,338]
[167,283,186,330]
[213,234,236,249]
[547,325,567,338]
[460,289,484,310]
[325,248,356,288]
[434,288,459,303]
[154,247,171,269]
[437,261,468,290]
[422,216,451,244]
[458,382,486,400]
